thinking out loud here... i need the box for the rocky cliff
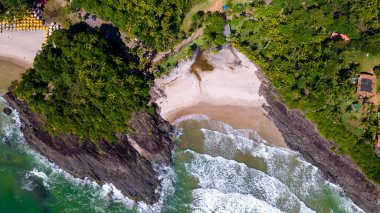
[258,71,380,212]
[3,92,174,204]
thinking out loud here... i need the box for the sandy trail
[154,46,286,147]
[208,0,224,12]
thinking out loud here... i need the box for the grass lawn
[359,54,380,73]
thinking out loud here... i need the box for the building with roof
[331,32,350,42]
[357,73,376,97]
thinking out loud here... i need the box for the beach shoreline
[167,102,286,148]
[0,56,30,69]
[153,45,380,211]
[0,31,45,68]
[0,30,45,93]
[153,45,287,147]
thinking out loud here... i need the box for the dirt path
[152,28,204,64]
[208,0,223,12]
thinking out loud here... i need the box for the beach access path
[0,31,45,68]
[152,28,204,65]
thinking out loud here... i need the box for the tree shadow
[67,22,138,63]
[66,22,151,78]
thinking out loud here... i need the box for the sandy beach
[0,31,45,68]
[154,46,286,147]
[0,30,45,93]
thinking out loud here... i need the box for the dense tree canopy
[70,0,192,50]
[14,26,152,142]
[203,13,226,47]
[229,0,380,182]
[0,0,31,19]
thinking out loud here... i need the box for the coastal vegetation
[69,0,192,50]
[202,12,227,47]
[0,0,31,20]
[226,0,380,182]
[13,26,152,142]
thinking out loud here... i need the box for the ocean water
[0,97,365,213]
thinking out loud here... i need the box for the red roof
[331,32,350,42]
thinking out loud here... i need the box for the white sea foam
[197,122,364,213]
[191,188,284,213]
[173,114,210,126]
[29,168,49,188]
[0,98,175,213]
[184,149,314,212]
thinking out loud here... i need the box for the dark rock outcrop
[258,71,380,212]
[3,107,11,115]
[3,92,174,204]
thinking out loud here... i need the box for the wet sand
[0,60,26,94]
[167,102,286,147]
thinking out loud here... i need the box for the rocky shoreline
[3,65,380,210]
[258,71,380,212]
[3,92,174,204]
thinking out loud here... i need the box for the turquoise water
[0,98,364,213]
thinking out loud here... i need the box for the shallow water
[0,60,25,94]
[0,98,364,212]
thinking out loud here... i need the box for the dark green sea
[0,98,365,213]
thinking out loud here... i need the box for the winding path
[152,28,204,64]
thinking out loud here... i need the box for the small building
[376,134,380,157]
[223,24,231,37]
[331,32,350,43]
[356,73,376,97]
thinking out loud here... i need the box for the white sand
[154,46,286,147]
[0,31,45,68]
[155,47,267,116]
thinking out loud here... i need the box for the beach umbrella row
[0,12,61,42]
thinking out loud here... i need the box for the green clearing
[181,0,214,33]
[359,54,380,72]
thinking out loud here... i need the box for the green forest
[227,0,380,183]
[13,26,152,142]
[0,0,31,19]
[70,0,192,50]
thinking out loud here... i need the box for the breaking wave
[176,116,364,213]
[0,97,365,213]
[0,97,174,213]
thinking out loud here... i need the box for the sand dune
[154,46,286,147]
